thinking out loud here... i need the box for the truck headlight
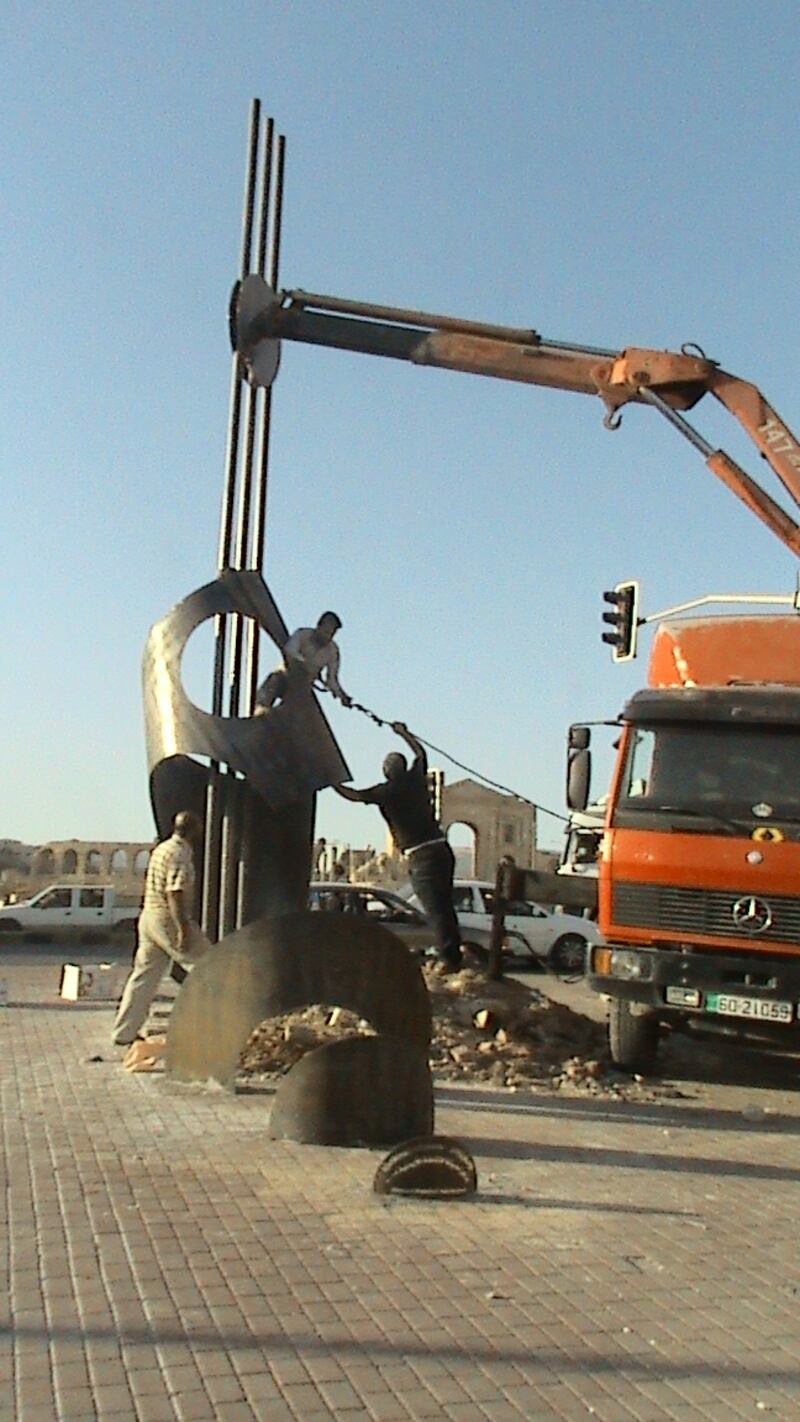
[609,949,653,981]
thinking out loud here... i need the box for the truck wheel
[608,998,659,1073]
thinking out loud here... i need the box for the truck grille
[612,882,800,946]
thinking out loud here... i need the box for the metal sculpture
[269,1036,433,1148]
[144,103,350,942]
[149,104,436,1145]
[143,568,349,924]
[165,912,433,1144]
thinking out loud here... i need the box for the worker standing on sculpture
[112,811,211,1046]
[255,611,352,712]
[334,722,463,974]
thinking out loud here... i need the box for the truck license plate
[704,993,793,1023]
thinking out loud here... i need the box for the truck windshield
[618,724,800,820]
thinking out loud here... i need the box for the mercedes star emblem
[731,896,772,933]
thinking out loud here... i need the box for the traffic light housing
[427,767,444,823]
[601,580,640,662]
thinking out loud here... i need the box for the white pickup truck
[0,885,140,941]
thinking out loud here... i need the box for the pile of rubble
[424,965,607,1091]
[239,1004,372,1076]
[238,965,661,1098]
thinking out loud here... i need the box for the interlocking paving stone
[5,960,800,1421]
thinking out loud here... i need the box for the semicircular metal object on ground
[142,568,349,810]
[269,1035,433,1146]
[165,911,432,1090]
[373,1135,477,1198]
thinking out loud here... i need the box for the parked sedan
[308,882,526,961]
[410,878,601,970]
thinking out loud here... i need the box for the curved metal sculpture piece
[142,568,349,812]
[142,568,351,929]
[269,1036,433,1147]
[165,911,432,1094]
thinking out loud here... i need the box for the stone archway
[441,779,536,881]
[62,848,78,875]
[32,847,56,878]
[445,820,479,878]
[109,848,128,874]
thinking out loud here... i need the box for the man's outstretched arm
[333,783,367,803]
[391,721,426,764]
[321,644,352,706]
[333,782,385,804]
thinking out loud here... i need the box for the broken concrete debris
[237,965,660,1099]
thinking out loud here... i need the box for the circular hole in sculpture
[180,615,276,716]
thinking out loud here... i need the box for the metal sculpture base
[165,912,433,1144]
[150,752,314,923]
[269,1035,433,1147]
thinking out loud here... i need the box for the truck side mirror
[568,725,590,751]
[567,747,591,812]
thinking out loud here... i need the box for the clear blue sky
[4,0,800,853]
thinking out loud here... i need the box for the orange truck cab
[574,614,800,1071]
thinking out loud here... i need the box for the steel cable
[317,686,569,824]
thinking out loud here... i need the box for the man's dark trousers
[408,840,462,969]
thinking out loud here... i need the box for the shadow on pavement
[659,1031,800,1091]
[463,1135,800,1183]
[437,1084,800,1135]
[475,1192,699,1217]
[3,1321,800,1389]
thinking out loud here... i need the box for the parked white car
[411,879,602,969]
[309,882,528,961]
[0,884,139,942]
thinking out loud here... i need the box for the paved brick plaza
[3,960,800,1421]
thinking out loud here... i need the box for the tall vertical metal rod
[202,98,261,942]
[245,131,286,716]
[235,118,277,930]
[256,117,274,276]
[268,133,286,291]
[219,108,268,938]
[228,117,275,719]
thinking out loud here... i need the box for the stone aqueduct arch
[29,841,155,881]
[27,787,538,890]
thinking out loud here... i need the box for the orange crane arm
[236,280,800,557]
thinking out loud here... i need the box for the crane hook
[603,408,623,432]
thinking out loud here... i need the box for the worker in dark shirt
[334,722,463,973]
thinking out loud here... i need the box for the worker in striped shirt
[112,811,210,1047]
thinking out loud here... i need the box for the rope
[319,686,569,824]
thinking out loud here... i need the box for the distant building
[3,839,155,903]
[0,840,36,873]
